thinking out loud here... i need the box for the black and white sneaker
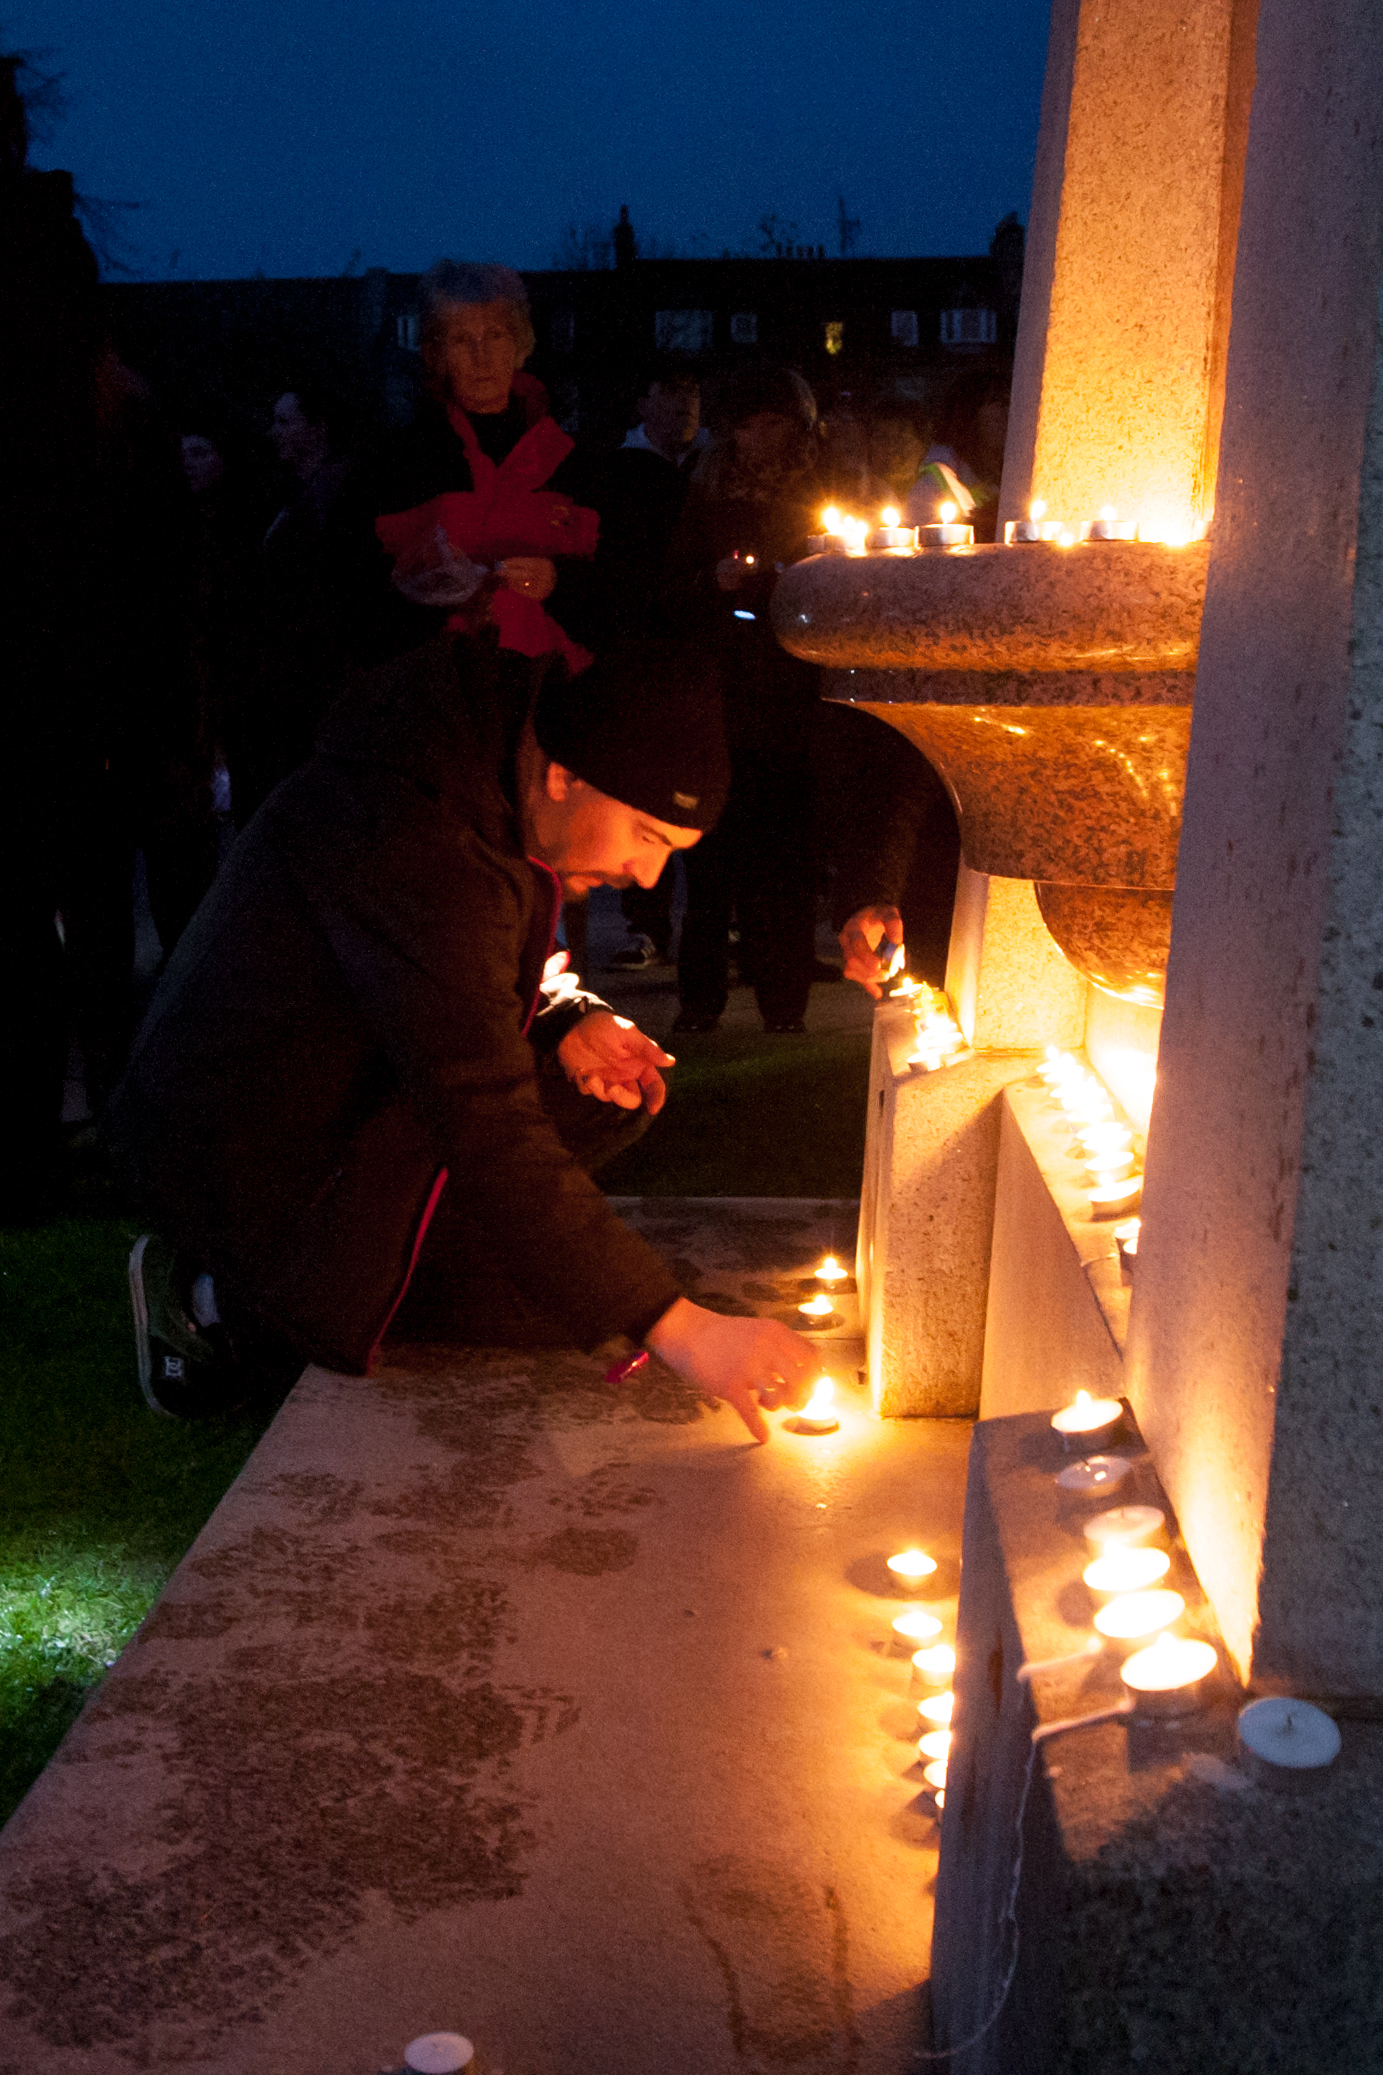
[128,1234,245,1417]
[606,934,660,971]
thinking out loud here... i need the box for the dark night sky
[14,0,1052,280]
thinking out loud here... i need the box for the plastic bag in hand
[390,524,489,608]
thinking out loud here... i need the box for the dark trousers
[620,874,675,955]
[677,754,816,1026]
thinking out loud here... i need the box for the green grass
[0,1030,869,1826]
[0,1199,275,1827]
[600,1027,872,1195]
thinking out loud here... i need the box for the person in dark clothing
[367,259,608,971]
[595,359,705,968]
[820,709,961,993]
[661,364,828,1034]
[110,635,815,1442]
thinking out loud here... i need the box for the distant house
[103,214,1023,446]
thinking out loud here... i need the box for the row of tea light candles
[887,1550,956,1803]
[883,967,969,1073]
[805,500,1209,557]
[1037,1045,1143,1221]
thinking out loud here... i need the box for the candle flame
[1030,497,1047,521]
[1076,1390,1091,1409]
[804,1376,835,1419]
[880,505,900,527]
[938,500,958,524]
[1099,504,1117,523]
[817,1255,847,1284]
[822,505,841,532]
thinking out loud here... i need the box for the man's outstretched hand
[838,903,905,998]
[644,1298,816,1442]
[559,1011,675,1114]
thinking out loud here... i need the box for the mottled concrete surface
[932,1413,1383,2075]
[0,1201,971,2075]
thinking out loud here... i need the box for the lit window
[730,311,758,346]
[655,309,714,354]
[395,312,420,351]
[940,308,998,346]
[891,309,919,348]
[824,320,844,356]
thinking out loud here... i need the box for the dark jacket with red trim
[368,376,607,670]
[106,634,683,1372]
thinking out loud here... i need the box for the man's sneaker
[128,1234,245,1417]
[606,934,660,971]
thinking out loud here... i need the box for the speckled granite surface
[773,543,1209,677]
[0,1200,973,2075]
[931,1413,1383,2075]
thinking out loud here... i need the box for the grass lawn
[0,1025,869,1828]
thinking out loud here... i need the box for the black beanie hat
[533,641,731,831]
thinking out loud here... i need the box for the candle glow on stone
[1093,1588,1186,1641]
[888,1548,938,1589]
[893,1608,944,1645]
[1083,1548,1171,1596]
[918,1690,954,1726]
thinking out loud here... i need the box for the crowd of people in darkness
[4,54,1009,1428]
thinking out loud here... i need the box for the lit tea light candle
[806,505,850,555]
[890,974,924,1000]
[1083,1503,1165,1550]
[815,1255,849,1288]
[1083,505,1137,542]
[1050,1390,1124,1452]
[1079,1120,1133,1149]
[918,500,974,547]
[1086,1152,1137,1184]
[919,1728,952,1761]
[923,1758,948,1792]
[911,1643,956,1685]
[1093,1588,1185,1644]
[887,1548,938,1593]
[797,1293,840,1329]
[791,1376,839,1433]
[1005,498,1053,545]
[1237,1696,1341,1788]
[1121,1633,1218,1715]
[1089,1174,1143,1217]
[1055,1453,1132,1495]
[1083,1547,1171,1599]
[892,1608,943,1647]
[918,1690,954,1726]
[869,505,917,551]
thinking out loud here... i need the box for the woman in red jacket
[372,260,604,672]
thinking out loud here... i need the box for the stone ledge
[930,1412,1383,2074]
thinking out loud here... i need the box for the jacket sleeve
[273,762,682,1348]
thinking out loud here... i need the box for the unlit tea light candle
[1121,1633,1217,1715]
[888,1548,938,1592]
[1055,1454,1132,1496]
[1083,1504,1164,1550]
[405,2037,475,2075]
[1237,1696,1341,1788]
[1051,1391,1123,1452]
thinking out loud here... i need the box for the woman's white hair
[419,260,536,364]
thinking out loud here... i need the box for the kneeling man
[110,636,814,1438]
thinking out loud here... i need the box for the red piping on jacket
[368,1163,450,1369]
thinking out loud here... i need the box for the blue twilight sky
[10,0,1052,281]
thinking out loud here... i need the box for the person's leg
[738,757,816,1031]
[675,816,735,1027]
